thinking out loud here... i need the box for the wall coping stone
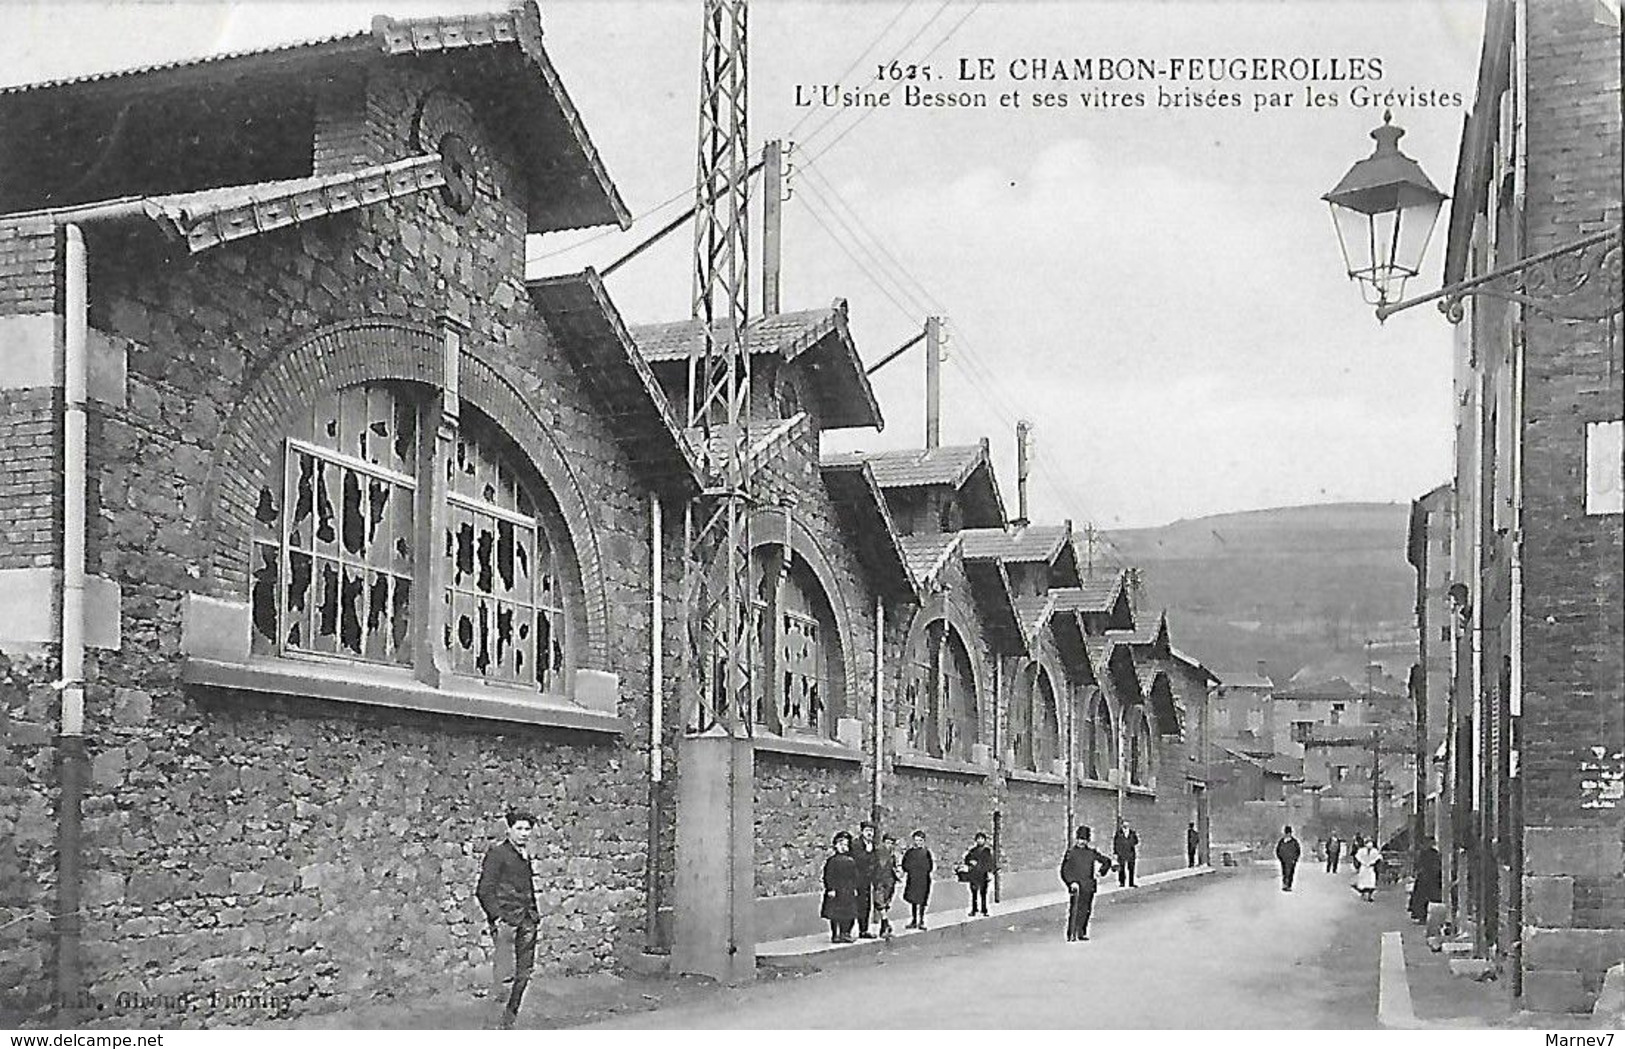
[751,731,863,765]
[183,656,626,736]
[894,752,992,780]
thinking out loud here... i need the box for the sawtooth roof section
[822,442,1007,528]
[963,558,1026,656]
[895,533,962,590]
[1049,570,1134,630]
[819,460,919,602]
[629,301,883,431]
[1013,593,1053,640]
[960,523,1071,565]
[526,269,701,495]
[0,3,628,233]
[1105,609,1169,653]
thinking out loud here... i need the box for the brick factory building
[1430,0,1623,1014]
[0,4,1216,1026]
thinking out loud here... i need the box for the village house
[0,3,1221,1025]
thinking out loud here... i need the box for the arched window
[1032,668,1060,772]
[742,548,842,737]
[252,382,419,664]
[1087,690,1116,781]
[1129,709,1154,787]
[444,411,570,692]
[249,380,578,698]
[904,619,977,760]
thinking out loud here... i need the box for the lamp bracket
[1375,227,1622,324]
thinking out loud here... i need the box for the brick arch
[200,317,610,668]
[200,318,443,597]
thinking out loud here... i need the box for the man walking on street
[1325,834,1343,873]
[476,808,540,1029]
[1186,822,1200,867]
[1112,819,1139,887]
[1061,826,1115,941]
[851,821,878,938]
[1275,825,1302,892]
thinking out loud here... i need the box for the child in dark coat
[901,829,934,930]
[821,831,862,943]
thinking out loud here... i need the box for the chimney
[924,316,943,448]
[761,140,783,315]
[1257,659,1270,684]
[1013,420,1032,527]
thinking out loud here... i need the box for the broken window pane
[250,542,279,654]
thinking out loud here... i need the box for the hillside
[1105,502,1417,682]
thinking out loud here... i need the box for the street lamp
[1323,111,1447,313]
[1327,112,1622,323]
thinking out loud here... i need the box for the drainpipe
[1507,0,1527,998]
[645,492,664,951]
[55,223,90,1016]
[871,593,884,829]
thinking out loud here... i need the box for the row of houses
[1399,0,1623,1015]
[0,4,1218,1024]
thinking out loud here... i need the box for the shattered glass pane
[314,559,340,654]
[393,397,417,472]
[314,460,337,550]
[392,577,412,663]
[250,542,279,654]
[341,468,365,556]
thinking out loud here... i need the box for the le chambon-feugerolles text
[791,55,1464,114]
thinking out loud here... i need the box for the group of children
[820,826,997,943]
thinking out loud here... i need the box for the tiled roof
[1013,593,1053,638]
[141,155,445,254]
[897,533,961,587]
[630,307,837,363]
[1105,609,1166,649]
[0,4,628,233]
[526,270,700,493]
[819,460,917,600]
[1217,671,1273,690]
[1049,570,1128,615]
[960,524,1070,564]
[632,303,883,431]
[823,445,986,490]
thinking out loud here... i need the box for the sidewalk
[1377,916,1617,1029]
[759,863,1215,965]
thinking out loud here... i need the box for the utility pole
[761,139,783,316]
[1371,726,1382,847]
[924,315,943,448]
[1013,420,1032,527]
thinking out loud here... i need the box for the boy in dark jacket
[850,821,879,938]
[821,831,862,942]
[1060,825,1114,941]
[901,830,934,930]
[476,808,539,1028]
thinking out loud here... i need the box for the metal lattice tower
[686,0,752,735]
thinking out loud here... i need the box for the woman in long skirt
[821,831,862,942]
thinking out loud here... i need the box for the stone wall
[0,66,661,1025]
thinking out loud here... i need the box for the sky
[0,1,1487,530]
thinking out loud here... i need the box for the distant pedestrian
[1408,838,1442,922]
[962,832,995,916]
[1353,840,1381,901]
[851,821,878,939]
[872,832,900,938]
[1112,819,1139,887]
[476,808,539,1029]
[821,831,862,943]
[1186,822,1200,867]
[901,829,934,930]
[1060,825,1115,941]
[1325,834,1343,873]
[1275,825,1302,891]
